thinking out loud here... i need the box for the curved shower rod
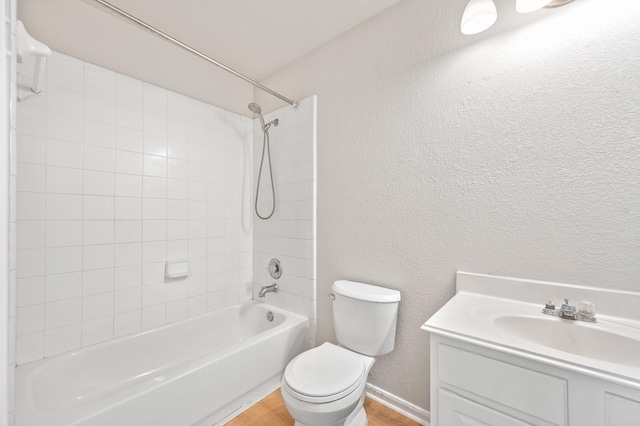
[86,0,298,107]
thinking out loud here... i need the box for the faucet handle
[563,298,570,305]
[578,300,596,318]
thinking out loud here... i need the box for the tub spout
[259,283,278,298]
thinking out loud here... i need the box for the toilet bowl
[281,280,401,426]
[281,343,374,426]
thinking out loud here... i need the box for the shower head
[248,103,262,114]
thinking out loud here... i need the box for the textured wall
[256,0,640,411]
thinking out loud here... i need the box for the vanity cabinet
[430,335,640,426]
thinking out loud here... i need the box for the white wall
[252,96,317,349]
[256,0,640,411]
[15,51,254,364]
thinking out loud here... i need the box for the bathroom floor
[226,389,421,425]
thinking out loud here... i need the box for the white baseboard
[366,383,431,426]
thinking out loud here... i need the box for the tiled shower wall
[252,96,317,348]
[14,51,254,365]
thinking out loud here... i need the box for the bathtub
[16,301,309,426]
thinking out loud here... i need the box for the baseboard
[366,383,431,426]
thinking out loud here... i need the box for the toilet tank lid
[332,280,401,303]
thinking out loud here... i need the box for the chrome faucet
[542,298,596,323]
[258,283,278,298]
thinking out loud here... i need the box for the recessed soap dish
[165,260,191,279]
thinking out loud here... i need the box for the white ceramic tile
[114,243,142,267]
[115,197,142,220]
[188,99,207,125]
[116,103,143,131]
[84,65,116,101]
[82,268,114,296]
[143,154,167,177]
[44,324,81,357]
[47,111,83,143]
[17,163,45,192]
[166,281,187,302]
[46,221,83,247]
[17,192,46,221]
[84,120,115,148]
[115,288,142,313]
[116,127,143,153]
[189,201,207,220]
[17,221,45,249]
[47,59,83,92]
[141,305,165,331]
[83,220,114,245]
[188,295,207,317]
[167,200,188,220]
[17,276,45,307]
[46,246,82,275]
[84,96,115,127]
[167,240,188,260]
[114,310,141,337]
[168,92,188,120]
[189,162,208,182]
[142,283,166,308]
[17,106,46,137]
[16,332,44,365]
[45,139,83,169]
[46,272,82,302]
[166,299,188,323]
[115,174,143,197]
[143,220,166,242]
[142,241,166,264]
[143,83,167,115]
[83,195,114,220]
[206,291,224,312]
[83,244,114,270]
[143,133,167,157]
[17,134,46,164]
[142,176,166,198]
[46,194,82,220]
[115,220,142,244]
[167,179,188,200]
[16,305,44,336]
[82,316,113,346]
[144,111,167,136]
[46,166,83,194]
[47,85,83,117]
[116,74,143,108]
[167,138,189,160]
[168,159,189,180]
[45,298,81,329]
[115,150,143,175]
[142,198,166,220]
[167,220,189,240]
[83,293,114,321]
[115,265,142,290]
[142,262,165,286]
[83,170,114,196]
[84,145,115,172]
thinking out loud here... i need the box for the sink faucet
[259,283,278,298]
[542,298,596,323]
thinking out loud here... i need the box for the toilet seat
[283,343,366,403]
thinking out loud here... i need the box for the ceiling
[18,0,401,114]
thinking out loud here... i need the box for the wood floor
[226,389,421,426]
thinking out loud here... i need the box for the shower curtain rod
[88,0,298,107]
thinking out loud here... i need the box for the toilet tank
[332,280,401,356]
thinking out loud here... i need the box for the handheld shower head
[248,102,266,130]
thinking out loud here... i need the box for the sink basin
[492,314,640,367]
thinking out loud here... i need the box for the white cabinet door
[439,389,533,426]
[604,393,640,426]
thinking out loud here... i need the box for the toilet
[281,280,401,426]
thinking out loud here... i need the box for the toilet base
[293,406,367,426]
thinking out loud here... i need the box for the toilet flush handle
[329,293,335,300]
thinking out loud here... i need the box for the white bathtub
[16,301,309,426]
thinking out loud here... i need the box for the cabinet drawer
[439,344,567,425]
[439,389,532,426]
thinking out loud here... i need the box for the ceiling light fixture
[516,0,553,13]
[461,0,498,35]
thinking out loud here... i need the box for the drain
[266,311,274,322]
